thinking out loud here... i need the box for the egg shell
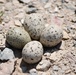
[22,41,43,64]
[40,25,63,47]
[23,13,45,40]
[6,27,31,49]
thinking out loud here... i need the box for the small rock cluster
[6,13,63,64]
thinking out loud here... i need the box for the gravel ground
[0,0,76,75]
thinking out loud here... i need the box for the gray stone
[0,48,15,60]
[53,65,59,71]
[30,73,37,75]
[44,3,51,8]
[39,0,49,3]
[44,52,51,57]
[29,69,38,75]
[36,60,51,71]
[29,69,37,73]
[64,2,76,11]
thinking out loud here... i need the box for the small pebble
[53,65,59,71]
[44,52,51,57]
[63,30,70,40]
[44,3,51,8]
[39,0,49,3]
[3,16,10,23]
[60,41,65,50]
[29,68,37,73]
[29,69,38,75]
[14,20,22,27]
[0,48,15,60]
[36,60,51,71]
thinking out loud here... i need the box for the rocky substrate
[0,0,76,75]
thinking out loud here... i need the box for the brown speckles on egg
[20,33,22,35]
[39,19,41,21]
[31,58,34,60]
[29,17,31,19]
[24,13,45,40]
[40,25,63,47]
[6,27,31,49]
[22,41,43,64]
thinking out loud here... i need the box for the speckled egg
[40,25,63,47]
[22,41,43,64]
[23,13,45,40]
[6,27,31,49]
